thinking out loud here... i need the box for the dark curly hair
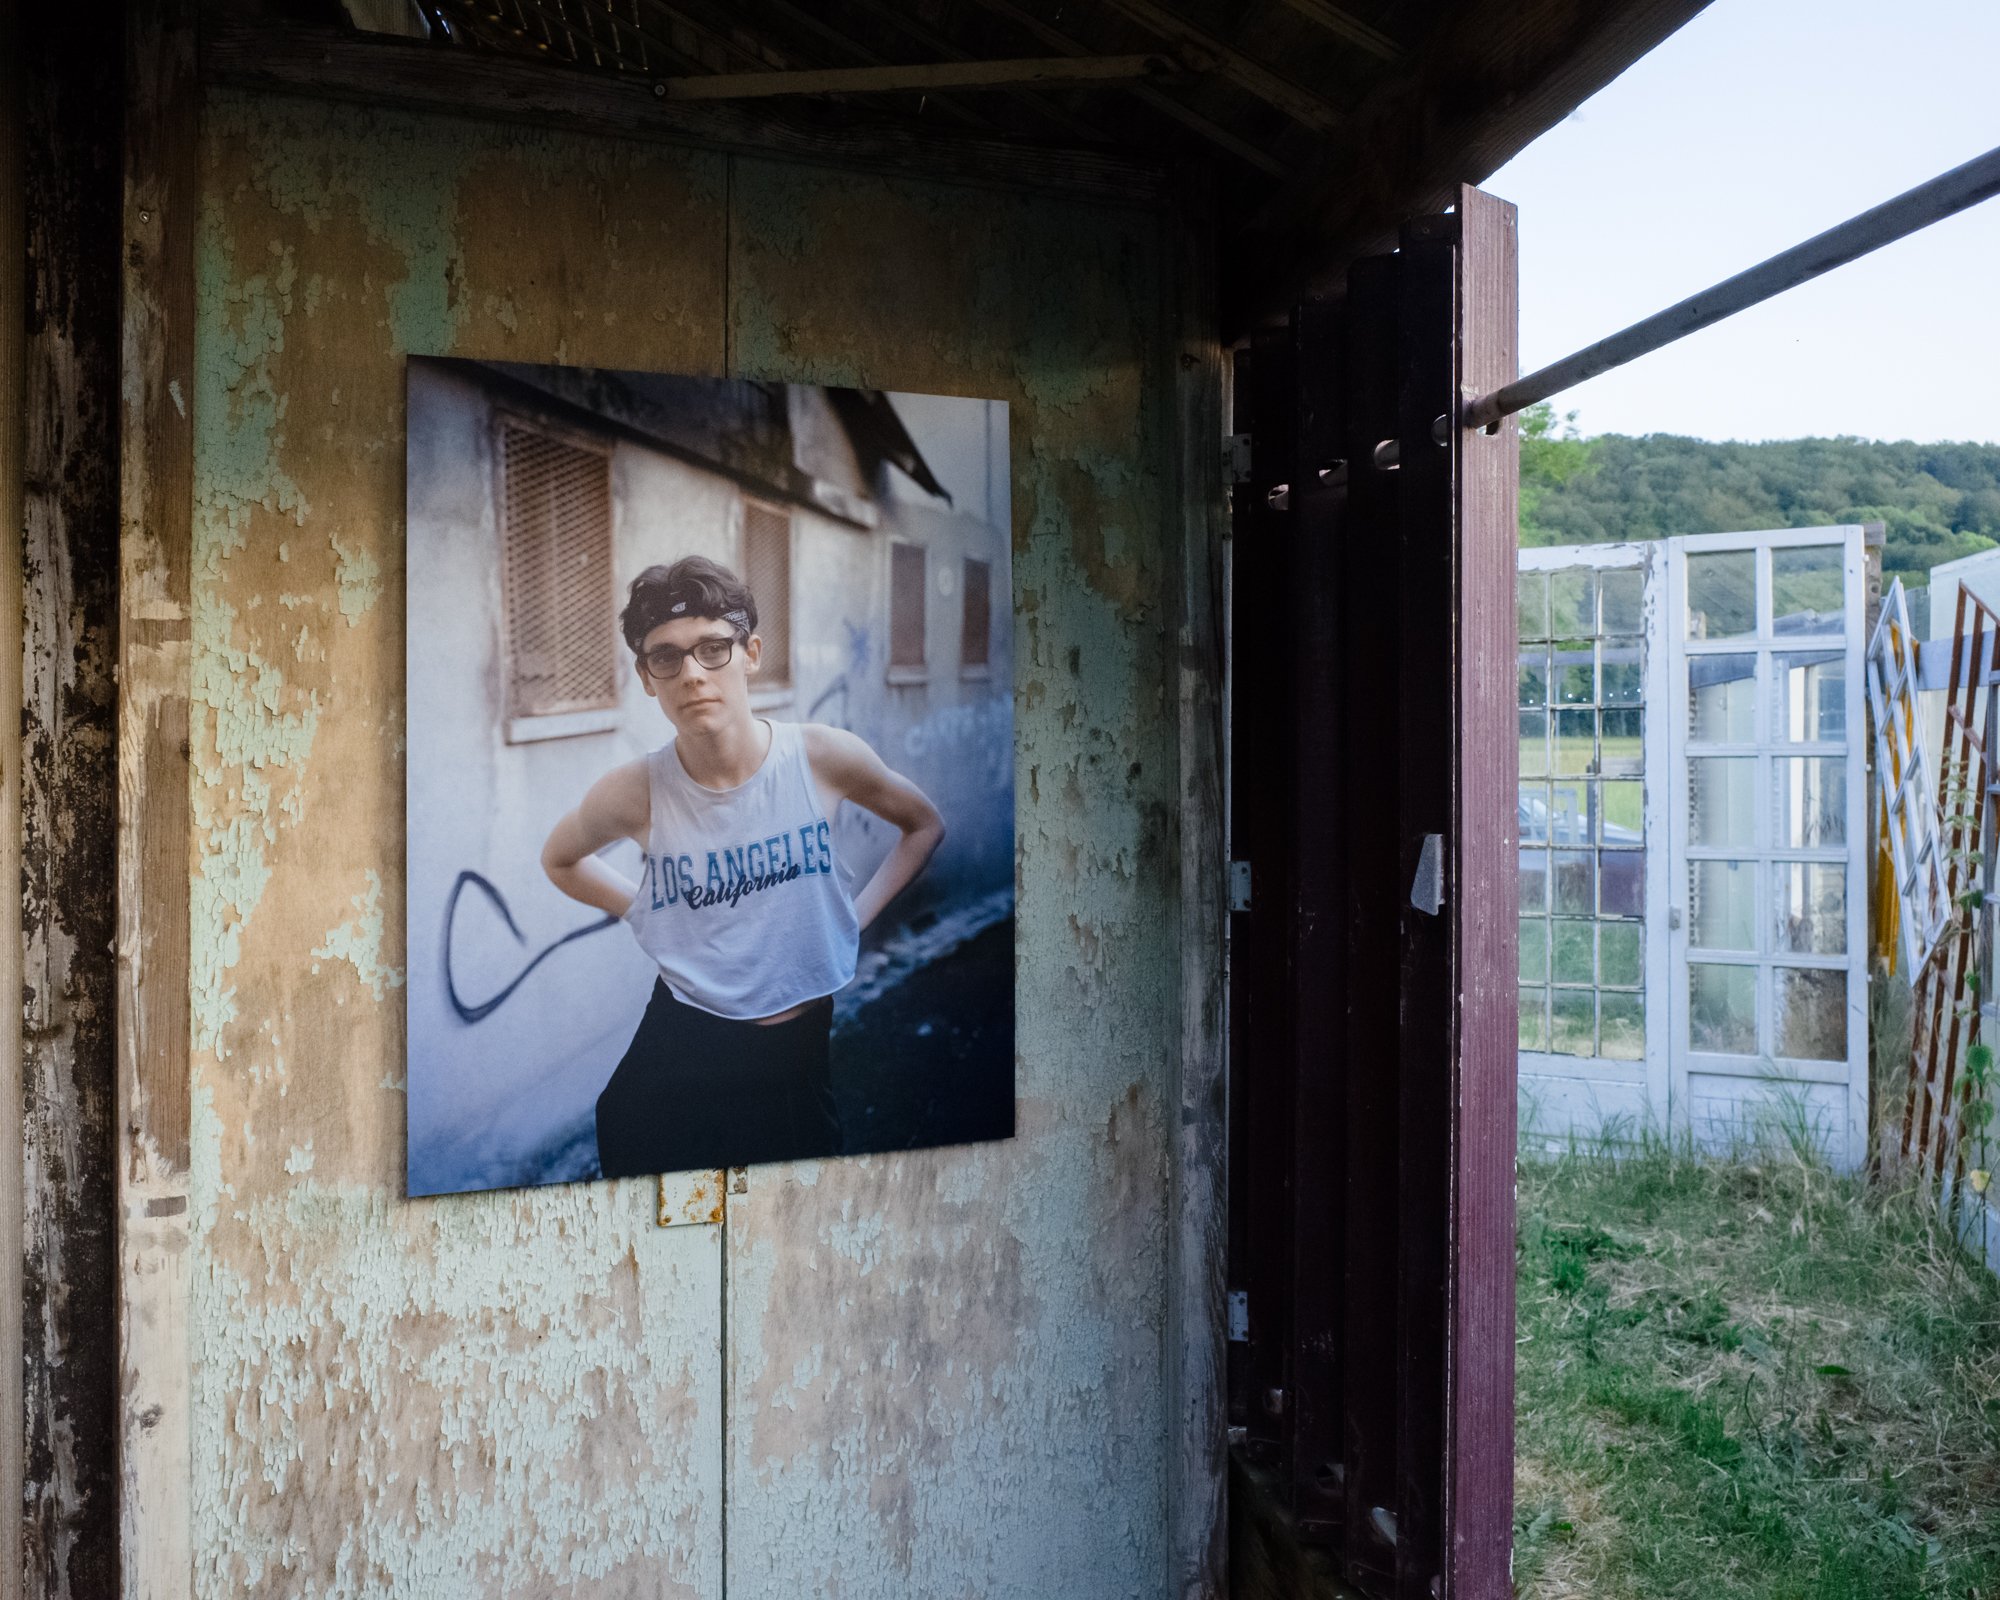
[620,555,759,655]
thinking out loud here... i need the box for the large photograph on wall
[405,358,1015,1196]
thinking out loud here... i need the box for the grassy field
[1515,1144,2000,1600]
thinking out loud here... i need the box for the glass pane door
[1516,545,1669,1146]
[1667,528,1869,1167]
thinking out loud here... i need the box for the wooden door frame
[1223,185,1519,1600]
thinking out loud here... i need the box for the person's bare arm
[804,724,946,932]
[540,759,650,918]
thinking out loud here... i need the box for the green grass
[1515,1141,2000,1599]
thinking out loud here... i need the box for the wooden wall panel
[118,4,200,1596]
[1169,172,1231,1600]
[0,6,25,1596]
[1337,252,1403,1593]
[21,10,124,1596]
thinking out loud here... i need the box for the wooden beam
[1273,0,1399,62]
[746,0,1005,132]
[1091,0,1343,131]
[833,0,1114,145]
[963,0,1287,176]
[657,52,1179,100]
[21,8,123,1593]
[117,3,197,1596]
[199,20,1171,208]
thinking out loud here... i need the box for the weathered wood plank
[1167,169,1229,1600]
[1091,0,1343,131]
[1231,325,1301,1481]
[198,20,1172,209]
[1285,292,1347,1546]
[1273,0,1401,62]
[118,4,197,1596]
[959,0,1289,177]
[1393,214,1457,1600]
[1446,183,1519,1600]
[0,9,28,1597]
[1336,249,1401,1591]
[21,8,125,1595]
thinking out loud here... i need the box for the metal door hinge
[1227,1288,1249,1342]
[1228,860,1253,912]
[1223,432,1253,484]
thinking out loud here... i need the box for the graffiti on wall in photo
[405,356,1016,1196]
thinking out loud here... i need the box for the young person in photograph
[541,555,946,1179]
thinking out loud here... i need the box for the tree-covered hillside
[1519,404,2000,588]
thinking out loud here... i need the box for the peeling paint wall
[722,157,1176,1598]
[193,89,1178,1597]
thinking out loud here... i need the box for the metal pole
[1461,143,2000,434]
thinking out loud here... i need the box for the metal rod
[1462,143,2000,433]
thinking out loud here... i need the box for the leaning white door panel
[1515,543,1671,1146]
[1666,526,1869,1170]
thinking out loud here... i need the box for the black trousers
[595,979,841,1179]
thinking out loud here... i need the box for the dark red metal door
[1226,184,1518,1600]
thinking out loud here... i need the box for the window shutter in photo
[499,422,617,721]
[743,501,792,687]
[961,557,992,668]
[890,542,927,668]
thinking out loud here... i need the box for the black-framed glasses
[638,634,738,681]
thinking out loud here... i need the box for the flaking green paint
[214,93,471,355]
[311,870,404,1003]
[329,532,382,625]
[189,87,1185,1600]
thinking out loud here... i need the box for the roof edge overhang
[200,0,1716,336]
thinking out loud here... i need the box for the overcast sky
[1484,0,2000,444]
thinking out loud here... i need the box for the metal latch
[1227,1289,1249,1343]
[1223,432,1253,485]
[1410,834,1444,916]
[1228,860,1253,912]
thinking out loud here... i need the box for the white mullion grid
[1518,547,1658,1085]
[1842,533,1869,1167]
[1755,544,1776,1061]
[1667,529,1872,1157]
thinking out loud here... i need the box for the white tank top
[622,720,860,1020]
